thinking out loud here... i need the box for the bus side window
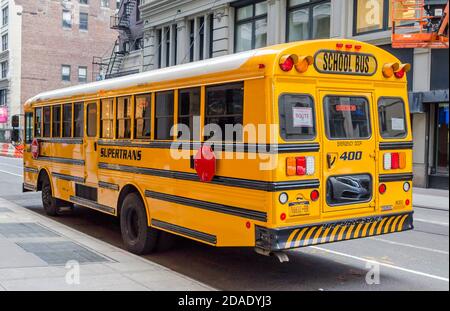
[155,91,174,140]
[101,98,114,139]
[73,102,84,138]
[62,104,72,137]
[178,87,200,141]
[135,94,151,139]
[378,98,407,139]
[205,82,244,142]
[34,108,42,138]
[279,94,316,141]
[43,106,51,138]
[52,105,61,138]
[25,112,33,144]
[117,97,131,139]
[87,103,97,137]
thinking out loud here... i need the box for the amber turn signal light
[382,62,400,78]
[295,55,313,73]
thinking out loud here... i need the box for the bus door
[319,91,377,213]
[85,102,99,185]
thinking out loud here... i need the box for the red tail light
[280,213,287,221]
[345,44,353,49]
[391,153,400,169]
[336,43,344,49]
[310,190,320,201]
[379,184,387,194]
[394,69,405,78]
[296,157,306,175]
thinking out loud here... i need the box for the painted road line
[0,169,23,178]
[310,246,449,283]
[414,218,449,227]
[369,237,449,255]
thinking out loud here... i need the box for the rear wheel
[120,193,158,255]
[41,175,59,216]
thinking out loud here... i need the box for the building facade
[0,0,117,142]
[114,0,450,189]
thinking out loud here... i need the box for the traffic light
[11,115,19,128]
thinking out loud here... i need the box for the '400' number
[340,151,362,161]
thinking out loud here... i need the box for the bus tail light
[382,62,400,78]
[286,156,315,176]
[383,152,406,170]
[310,190,320,201]
[295,55,313,73]
[279,55,297,72]
[379,183,387,194]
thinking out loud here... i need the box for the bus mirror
[382,62,400,78]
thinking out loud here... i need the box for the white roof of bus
[26,49,277,105]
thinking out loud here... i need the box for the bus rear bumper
[255,211,413,252]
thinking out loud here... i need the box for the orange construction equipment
[392,0,449,48]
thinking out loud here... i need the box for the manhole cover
[16,241,111,265]
[0,223,60,238]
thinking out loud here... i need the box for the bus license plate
[289,201,310,217]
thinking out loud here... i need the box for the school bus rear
[255,39,414,253]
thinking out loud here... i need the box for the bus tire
[120,193,158,255]
[41,175,59,216]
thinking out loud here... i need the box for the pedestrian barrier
[0,143,24,158]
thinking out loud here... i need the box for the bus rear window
[324,96,371,139]
[279,94,315,141]
[378,98,407,138]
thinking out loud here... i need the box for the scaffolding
[392,0,449,48]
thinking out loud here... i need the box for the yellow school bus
[22,39,414,257]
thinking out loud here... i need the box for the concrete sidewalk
[0,197,213,291]
[413,187,449,211]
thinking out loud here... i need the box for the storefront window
[287,0,330,42]
[434,103,449,175]
[235,1,267,52]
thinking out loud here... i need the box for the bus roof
[24,39,402,107]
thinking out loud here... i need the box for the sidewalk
[413,187,449,211]
[0,197,213,291]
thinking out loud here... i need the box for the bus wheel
[41,176,59,216]
[120,193,158,255]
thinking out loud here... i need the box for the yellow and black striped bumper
[255,212,413,251]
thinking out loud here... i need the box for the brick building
[0,0,117,142]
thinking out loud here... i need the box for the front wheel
[120,193,159,255]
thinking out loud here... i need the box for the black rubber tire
[41,175,59,216]
[120,193,159,255]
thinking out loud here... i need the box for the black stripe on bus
[24,167,39,174]
[37,156,85,166]
[98,162,319,192]
[97,140,320,154]
[151,219,217,245]
[98,181,120,191]
[379,173,413,182]
[38,138,84,145]
[69,196,115,214]
[379,141,413,150]
[145,190,268,222]
[52,172,85,183]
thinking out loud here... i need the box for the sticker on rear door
[292,107,313,128]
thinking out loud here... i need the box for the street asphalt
[0,156,448,291]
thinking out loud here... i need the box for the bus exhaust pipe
[255,248,289,263]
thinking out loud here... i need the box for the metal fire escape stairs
[392,0,449,48]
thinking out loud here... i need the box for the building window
[1,61,7,79]
[164,26,170,67]
[80,0,88,5]
[178,87,200,140]
[62,10,72,28]
[189,19,195,62]
[78,66,87,83]
[135,38,143,50]
[101,98,114,138]
[43,106,51,138]
[157,29,162,68]
[62,65,71,81]
[117,97,131,139]
[354,0,393,35]
[52,105,61,137]
[208,14,214,58]
[80,12,88,30]
[205,82,244,141]
[135,94,152,139]
[73,102,84,138]
[1,34,7,51]
[172,24,177,64]
[2,6,7,26]
[198,16,205,60]
[155,91,174,140]
[287,0,330,42]
[136,0,141,21]
[62,104,72,137]
[101,0,110,8]
[0,89,7,106]
[235,1,267,52]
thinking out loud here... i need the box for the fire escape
[392,0,449,48]
[106,0,137,79]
